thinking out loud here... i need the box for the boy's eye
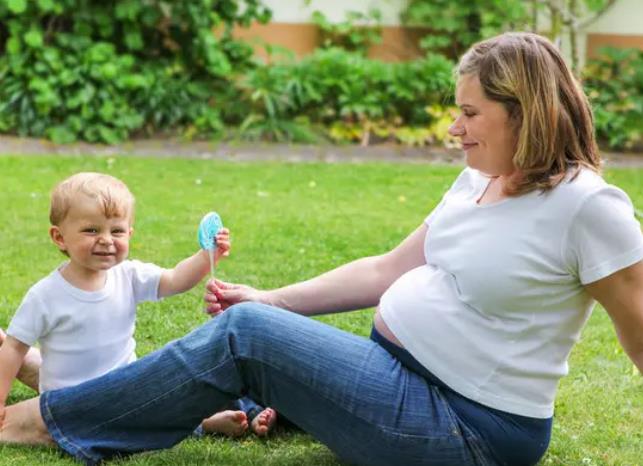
[83,228,98,234]
[112,229,126,235]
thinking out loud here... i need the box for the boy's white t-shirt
[8,260,164,392]
[379,167,643,418]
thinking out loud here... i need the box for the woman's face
[448,74,518,176]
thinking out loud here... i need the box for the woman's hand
[204,278,268,316]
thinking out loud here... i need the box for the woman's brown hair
[457,32,601,195]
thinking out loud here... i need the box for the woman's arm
[585,260,643,373]
[206,224,428,316]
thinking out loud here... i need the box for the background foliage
[0,0,639,150]
[0,0,271,143]
[583,47,643,150]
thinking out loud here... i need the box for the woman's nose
[448,117,465,137]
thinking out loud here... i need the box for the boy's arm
[158,228,230,298]
[0,335,31,409]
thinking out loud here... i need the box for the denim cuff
[40,391,101,466]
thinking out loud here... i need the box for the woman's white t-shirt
[379,167,643,418]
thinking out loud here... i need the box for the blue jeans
[41,303,537,465]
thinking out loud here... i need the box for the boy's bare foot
[201,410,248,437]
[0,328,41,392]
[0,397,53,445]
[250,407,277,437]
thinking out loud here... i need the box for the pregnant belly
[373,306,404,348]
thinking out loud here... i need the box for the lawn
[0,155,641,466]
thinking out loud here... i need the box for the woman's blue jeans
[41,303,504,465]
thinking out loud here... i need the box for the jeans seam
[432,386,464,437]
[442,400,495,466]
[85,355,237,434]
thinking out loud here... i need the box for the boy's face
[50,195,132,273]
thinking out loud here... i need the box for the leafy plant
[228,46,455,145]
[236,62,320,142]
[583,47,643,150]
[402,0,533,59]
[0,0,271,143]
[311,8,382,55]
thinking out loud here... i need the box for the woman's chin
[464,152,481,170]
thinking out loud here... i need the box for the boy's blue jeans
[40,303,549,466]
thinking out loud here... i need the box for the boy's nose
[97,235,113,245]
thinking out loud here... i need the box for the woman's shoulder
[556,166,636,217]
[552,166,608,200]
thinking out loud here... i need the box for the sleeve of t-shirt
[6,290,49,346]
[565,186,643,285]
[124,260,165,303]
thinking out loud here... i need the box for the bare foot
[0,397,53,446]
[201,410,248,437]
[250,408,277,437]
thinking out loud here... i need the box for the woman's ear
[49,226,66,252]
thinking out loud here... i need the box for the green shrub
[233,48,455,144]
[583,47,643,151]
[402,0,532,58]
[297,48,454,124]
[0,0,271,143]
[311,9,382,55]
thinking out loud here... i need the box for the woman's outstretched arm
[205,224,428,316]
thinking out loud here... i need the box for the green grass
[0,155,641,466]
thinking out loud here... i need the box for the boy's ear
[49,226,66,252]
[129,227,134,238]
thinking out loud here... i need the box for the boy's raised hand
[213,228,231,263]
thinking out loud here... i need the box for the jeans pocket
[375,427,473,466]
[364,386,482,466]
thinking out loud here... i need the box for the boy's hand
[213,228,230,263]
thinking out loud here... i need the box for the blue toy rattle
[198,211,224,278]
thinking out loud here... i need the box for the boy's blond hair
[49,172,135,226]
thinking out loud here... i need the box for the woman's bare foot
[200,410,248,437]
[0,328,41,392]
[0,397,53,445]
[250,408,277,437]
